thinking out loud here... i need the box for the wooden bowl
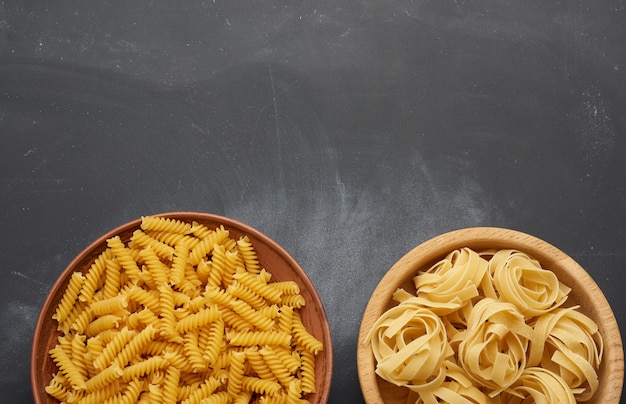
[32,212,332,403]
[357,227,623,403]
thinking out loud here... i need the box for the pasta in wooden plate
[364,247,604,403]
[45,215,324,404]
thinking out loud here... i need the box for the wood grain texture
[357,227,624,403]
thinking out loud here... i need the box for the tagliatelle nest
[365,248,603,404]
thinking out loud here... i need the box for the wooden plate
[32,212,333,403]
[357,227,623,403]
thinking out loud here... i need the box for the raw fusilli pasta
[45,215,323,403]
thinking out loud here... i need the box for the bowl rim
[357,226,624,403]
[31,211,333,404]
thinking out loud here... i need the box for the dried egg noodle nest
[364,248,604,403]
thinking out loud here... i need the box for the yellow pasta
[131,229,176,261]
[102,257,122,299]
[46,215,323,403]
[202,317,225,366]
[232,270,283,304]
[280,294,306,309]
[89,295,128,316]
[227,330,292,347]
[78,379,122,404]
[140,215,192,235]
[260,346,297,386]
[115,324,158,367]
[299,350,317,394]
[245,348,278,382]
[93,327,135,370]
[180,376,224,404]
[241,376,282,396]
[183,331,209,372]
[85,313,122,337]
[292,312,324,355]
[44,372,71,401]
[102,378,143,404]
[503,367,577,404]
[140,247,170,288]
[365,247,604,403]
[170,243,189,286]
[489,249,570,317]
[161,365,181,404]
[107,236,141,279]
[53,271,86,324]
[85,363,123,392]
[79,248,111,304]
[227,351,247,399]
[188,225,229,266]
[227,281,267,310]
[175,305,220,334]
[458,298,533,396]
[237,236,261,274]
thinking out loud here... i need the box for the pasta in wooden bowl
[32,212,332,404]
[357,227,623,403]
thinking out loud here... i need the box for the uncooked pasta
[365,247,603,403]
[45,215,323,403]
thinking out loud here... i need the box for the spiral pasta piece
[227,330,292,347]
[77,379,122,404]
[292,311,324,355]
[237,236,260,274]
[202,317,224,366]
[85,363,123,392]
[227,281,267,310]
[121,356,168,382]
[130,229,176,261]
[85,314,122,338]
[44,373,71,401]
[89,295,128,317]
[183,331,208,372]
[241,376,282,396]
[260,346,297,387]
[148,230,200,250]
[180,376,224,404]
[230,299,275,331]
[101,378,143,404]
[280,294,306,309]
[232,270,283,304]
[107,236,141,279]
[114,324,157,367]
[170,243,188,286]
[53,271,86,324]
[158,284,181,343]
[188,225,229,266]
[174,305,220,334]
[102,258,122,300]
[93,327,135,370]
[140,216,192,235]
[79,249,111,304]
[227,351,247,398]
[161,365,180,404]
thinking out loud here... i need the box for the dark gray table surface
[1,1,625,402]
